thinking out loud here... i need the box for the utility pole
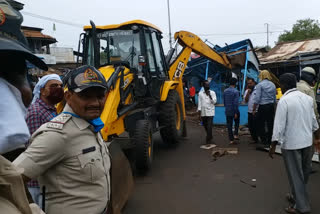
[264,23,269,47]
[167,0,172,49]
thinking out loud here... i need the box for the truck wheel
[133,120,153,172]
[159,90,184,144]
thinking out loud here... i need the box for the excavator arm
[161,31,233,123]
[167,31,232,81]
[176,31,231,68]
[161,31,232,115]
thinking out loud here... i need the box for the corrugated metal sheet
[260,38,320,64]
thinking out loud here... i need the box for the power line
[22,11,83,28]
[22,11,286,39]
[197,30,284,36]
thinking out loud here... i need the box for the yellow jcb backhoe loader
[67,19,248,213]
[77,20,236,173]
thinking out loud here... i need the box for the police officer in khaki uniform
[14,65,111,214]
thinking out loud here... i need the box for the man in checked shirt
[25,74,64,208]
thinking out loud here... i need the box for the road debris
[211,147,238,161]
[240,179,257,188]
[200,144,217,150]
[238,127,251,136]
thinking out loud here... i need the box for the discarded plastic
[200,144,217,150]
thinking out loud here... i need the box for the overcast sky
[19,0,320,52]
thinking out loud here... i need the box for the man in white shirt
[270,73,320,214]
[244,78,259,144]
[198,81,217,146]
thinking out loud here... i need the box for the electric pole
[264,23,269,47]
[167,0,172,49]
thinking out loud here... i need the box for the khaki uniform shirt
[297,80,319,119]
[0,155,44,214]
[14,105,111,214]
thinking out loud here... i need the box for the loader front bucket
[109,141,134,214]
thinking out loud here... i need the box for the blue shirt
[0,78,30,154]
[253,79,276,105]
[223,87,239,116]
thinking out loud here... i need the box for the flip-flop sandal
[285,206,306,214]
[285,207,299,214]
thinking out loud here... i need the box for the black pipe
[90,20,99,68]
[42,186,46,212]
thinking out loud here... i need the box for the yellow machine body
[98,65,134,140]
[84,20,232,141]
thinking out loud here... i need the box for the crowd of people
[196,69,320,213]
[1,1,320,214]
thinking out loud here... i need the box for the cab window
[151,32,164,74]
[145,32,156,73]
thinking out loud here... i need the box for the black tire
[159,90,184,144]
[133,120,153,172]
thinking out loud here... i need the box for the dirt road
[123,121,320,214]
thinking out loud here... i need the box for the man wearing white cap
[27,74,63,136]
[297,67,318,119]
[26,74,63,208]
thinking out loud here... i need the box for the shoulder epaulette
[46,113,72,130]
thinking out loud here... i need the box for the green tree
[277,18,320,43]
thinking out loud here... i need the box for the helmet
[302,67,316,76]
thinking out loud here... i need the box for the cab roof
[84,19,162,33]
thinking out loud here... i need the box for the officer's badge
[47,113,72,130]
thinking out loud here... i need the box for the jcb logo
[174,61,185,79]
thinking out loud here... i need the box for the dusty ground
[123,120,320,214]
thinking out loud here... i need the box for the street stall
[184,39,260,125]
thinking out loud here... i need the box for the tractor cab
[82,20,168,100]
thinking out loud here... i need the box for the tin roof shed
[259,38,320,79]
[260,38,320,65]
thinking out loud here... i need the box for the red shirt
[189,86,196,97]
